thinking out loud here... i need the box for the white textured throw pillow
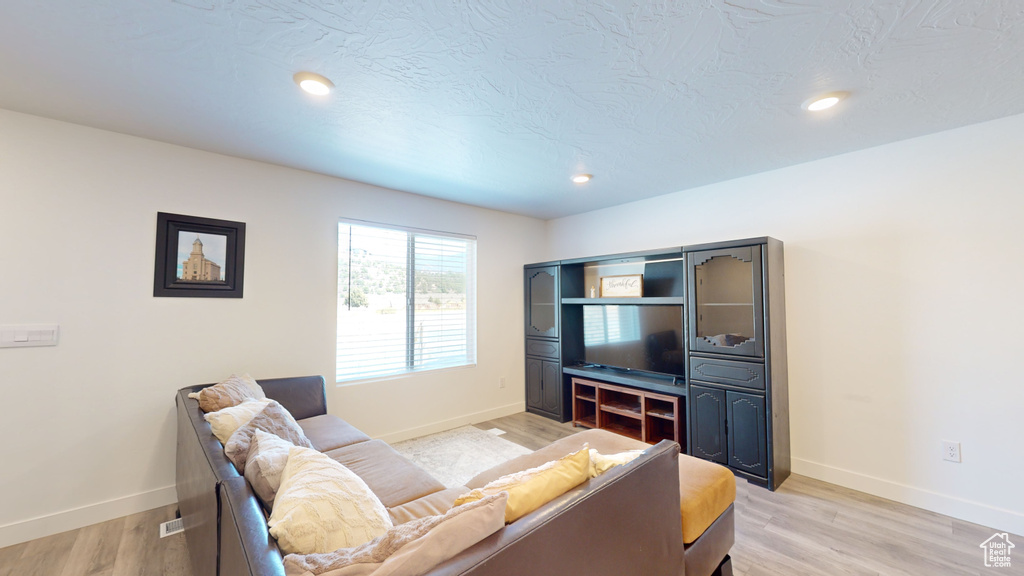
[588,448,645,478]
[270,447,393,555]
[204,398,271,444]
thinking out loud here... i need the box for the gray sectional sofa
[175,375,734,576]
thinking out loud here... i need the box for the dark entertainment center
[524,237,790,490]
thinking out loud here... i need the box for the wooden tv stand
[571,377,684,445]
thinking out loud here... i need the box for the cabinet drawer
[526,338,560,360]
[690,356,765,390]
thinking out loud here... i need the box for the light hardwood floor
[0,504,189,576]
[3,412,1019,576]
[476,413,1023,576]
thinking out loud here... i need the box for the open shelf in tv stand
[562,365,685,397]
[571,377,684,446]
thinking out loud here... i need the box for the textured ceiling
[2,1,1023,219]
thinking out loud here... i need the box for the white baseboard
[792,457,1024,537]
[0,485,178,549]
[374,402,526,444]
[0,403,526,548]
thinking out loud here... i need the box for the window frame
[336,218,477,384]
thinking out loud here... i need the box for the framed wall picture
[154,212,245,298]
[600,274,643,297]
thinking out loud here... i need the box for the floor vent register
[159,517,184,538]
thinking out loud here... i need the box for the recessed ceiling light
[572,174,593,184]
[802,92,848,112]
[293,71,334,96]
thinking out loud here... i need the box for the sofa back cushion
[324,441,446,508]
[297,414,372,452]
[258,375,328,420]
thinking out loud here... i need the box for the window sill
[335,362,478,387]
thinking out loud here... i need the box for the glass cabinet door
[526,266,559,338]
[688,247,764,357]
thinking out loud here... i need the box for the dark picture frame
[154,212,245,298]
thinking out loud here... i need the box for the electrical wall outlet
[942,441,961,463]
[499,376,506,389]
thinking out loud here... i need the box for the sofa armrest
[176,391,226,576]
[258,375,327,420]
[220,477,287,576]
[176,376,326,576]
[423,440,686,576]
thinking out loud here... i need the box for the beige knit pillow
[224,400,313,472]
[193,374,266,413]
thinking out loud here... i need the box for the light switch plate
[0,324,60,348]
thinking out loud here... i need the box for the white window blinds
[337,220,477,382]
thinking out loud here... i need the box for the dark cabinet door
[688,246,764,357]
[526,357,544,410]
[727,390,768,478]
[690,385,727,464]
[525,266,559,339]
[541,360,561,414]
[526,357,561,418]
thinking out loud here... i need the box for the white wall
[0,109,546,547]
[546,113,1024,535]
[4,104,1021,547]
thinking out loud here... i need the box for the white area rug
[392,426,533,488]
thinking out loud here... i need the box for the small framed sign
[154,212,245,298]
[600,274,643,298]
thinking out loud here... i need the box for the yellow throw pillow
[588,448,645,477]
[454,446,589,523]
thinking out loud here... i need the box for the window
[337,220,477,382]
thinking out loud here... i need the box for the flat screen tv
[581,305,685,377]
